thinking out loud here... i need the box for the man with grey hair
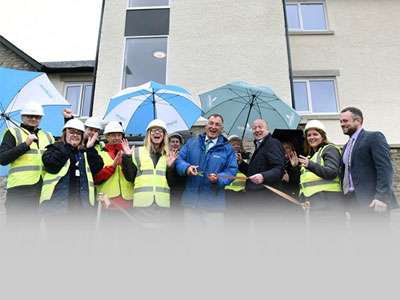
[175,114,238,234]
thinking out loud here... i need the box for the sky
[0,0,103,62]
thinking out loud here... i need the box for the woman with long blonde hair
[121,119,178,225]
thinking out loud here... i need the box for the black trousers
[4,181,42,235]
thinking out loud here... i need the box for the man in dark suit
[340,107,398,225]
[238,119,298,232]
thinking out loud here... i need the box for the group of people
[0,100,398,241]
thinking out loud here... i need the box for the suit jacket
[342,129,398,209]
[239,133,285,192]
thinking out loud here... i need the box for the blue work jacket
[175,133,238,211]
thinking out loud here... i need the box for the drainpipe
[89,0,106,117]
[282,0,296,109]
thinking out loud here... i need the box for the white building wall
[168,0,291,106]
[92,0,127,118]
[93,0,400,145]
[289,0,400,145]
[94,0,292,121]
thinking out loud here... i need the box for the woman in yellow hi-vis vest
[121,119,178,226]
[289,120,345,225]
[39,119,104,237]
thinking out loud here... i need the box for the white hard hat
[146,119,167,132]
[21,101,44,116]
[304,120,326,134]
[63,119,85,132]
[104,121,124,134]
[84,116,102,130]
[168,132,183,143]
[228,134,241,141]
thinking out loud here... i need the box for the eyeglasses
[151,128,164,133]
[24,115,42,120]
[207,121,222,128]
[67,129,82,136]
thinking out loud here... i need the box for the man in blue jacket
[175,114,238,233]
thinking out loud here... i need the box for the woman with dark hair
[281,140,300,200]
[167,132,186,225]
[39,119,104,241]
[289,120,345,225]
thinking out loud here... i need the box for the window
[64,83,93,116]
[125,9,170,36]
[123,37,167,88]
[286,2,327,31]
[293,79,338,114]
[124,2,169,89]
[129,0,169,8]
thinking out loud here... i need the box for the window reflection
[123,37,167,88]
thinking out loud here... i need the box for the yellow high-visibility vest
[96,150,134,200]
[94,141,105,153]
[299,144,342,197]
[40,152,95,205]
[3,127,54,188]
[225,159,248,192]
[132,147,170,208]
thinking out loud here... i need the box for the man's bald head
[252,119,269,140]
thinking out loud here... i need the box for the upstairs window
[294,79,338,114]
[129,0,169,8]
[123,37,167,88]
[286,2,327,31]
[64,83,93,117]
[123,1,170,89]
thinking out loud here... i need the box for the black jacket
[0,124,40,166]
[42,142,104,176]
[239,134,285,191]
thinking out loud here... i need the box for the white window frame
[286,1,329,31]
[127,0,170,10]
[63,83,93,117]
[293,78,339,115]
[121,35,169,89]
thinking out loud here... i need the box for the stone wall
[0,177,6,228]
[0,43,36,70]
[391,148,400,199]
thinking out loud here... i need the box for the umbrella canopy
[272,129,305,156]
[103,81,202,135]
[0,67,71,137]
[200,81,301,139]
[0,67,71,176]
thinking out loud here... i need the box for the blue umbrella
[200,81,301,139]
[0,67,71,176]
[0,67,71,136]
[103,81,202,135]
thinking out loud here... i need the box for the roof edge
[0,35,43,71]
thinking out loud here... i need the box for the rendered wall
[289,0,400,145]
